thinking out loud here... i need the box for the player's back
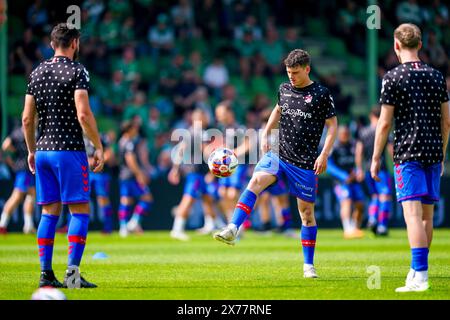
[26,56,90,152]
[380,61,448,165]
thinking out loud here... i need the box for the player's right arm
[354,140,364,182]
[441,101,450,175]
[125,151,148,187]
[74,89,104,173]
[22,94,37,174]
[261,104,281,154]
[371,105,394,181]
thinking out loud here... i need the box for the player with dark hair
[372,23,450,292]
[214,49,338,278]
[355,106,393,236]
[117,119,153,238]
[23,23,103,288]
[328,125,365,239]
[0,124,36,234]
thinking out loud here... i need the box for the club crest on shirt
[304,95,313,104]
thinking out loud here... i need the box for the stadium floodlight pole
[0,3,7,141]
[367,0,378,109]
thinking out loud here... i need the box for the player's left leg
[197,194,218,234]
[93,174,113,234]
[297,199,319,278]
[127,182,153,234]
[64,203,96,289]
[422,204,433,248]
[23,187,36,234]
[375,171,393,236]
[0,188,26,233]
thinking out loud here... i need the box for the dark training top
[277,82,336,170]
[26,56,90,152]
[380,61,449,165]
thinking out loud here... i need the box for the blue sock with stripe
[131,201,152,223]
[368,197,379,225]
[101,204,113,232]
[67,214,89,267]
[231,189,257,228]
[411,248,429,271]
[378,200,391,228]
[301,225,318,265]
[37,214,59,271]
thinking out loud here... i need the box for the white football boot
[213,224,238,246]
[303,264,319,278]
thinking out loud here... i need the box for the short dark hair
[51,23,80,49]
[284,49,311,68]
[370,105,381,118]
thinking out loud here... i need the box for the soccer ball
[31,287,67,300]
[208,148,238,178]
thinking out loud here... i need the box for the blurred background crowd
[2,0,450,178]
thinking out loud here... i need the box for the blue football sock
[132,201,152,223]
[411,248,429,271]
[101,204,113,232]
[67,214,89,267]
[37,214,59,271]
[281,208,292,230]
[231,189,257,228]
[118,204,132,227]
[378,200,391,228]
[301,225,318,265]
[368,198,379,224]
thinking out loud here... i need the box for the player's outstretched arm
[371,105,394,181]
[314,116,337,175]
[74,89,104,173]
[441,101,450,175]
[261,104,281,154]
[354,140,365,181]
[22,94,37,174]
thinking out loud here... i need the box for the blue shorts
[35,151,89,205]
[184,173,207,199]
[218,164,248,189]
[14,170,35,192]
[120,178,150,198]
[394,161,441,204]
[254,151,318,203]
[334,183,365,202]
[365,170,392,195]
[264,178,288,196]
[90,172,111,197]
[205,180,220,200]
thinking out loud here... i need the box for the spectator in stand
[234,15,263,41]
[121,17,137,46]
[148,13,175,61]
[194,0,220,40]
[9,28,40,76]
[247,93,271,129]
[116,46,140,82]
[234,27,261,82]
[102,70,131,117]
[396,0,423,26]
[322,74,353,116]
[259,27,285,77]
[26,0,48,34]
[425,29,448,76]
[98,10,121,51]
[171,0,195,37]
[37,35,53,60]
[221,84,247,124]
[123,91,149,124]
[423,0,448,27]
[86,42,111,79]
[283,27,302,53]
[82,0,105,23]
[203,57,229,101]
[173,67,201,118]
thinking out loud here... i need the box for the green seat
[305,18,328,37]
[9,75,28,96]
[346,55,366,78]
[327,37,348,58]
[7,95,24,119]
[250,76,271,97]
[96,116,119,134]
[138,58,157,81]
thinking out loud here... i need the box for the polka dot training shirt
[26,56,90,152]
[277,82,336,170]
[379,61,449,165]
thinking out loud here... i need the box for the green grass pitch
[1,229,449,300]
